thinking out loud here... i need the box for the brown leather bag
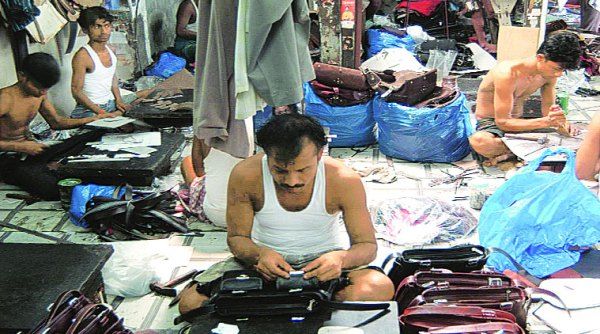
[399,305,518,334]
[409,286,529,327]
[313,62,371,91]
[394,270,517,313]
[364,68,437,106]
[426,322,525,334]
[309,80,373,107]
[413,86,459,108]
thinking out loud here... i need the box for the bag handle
[519,147,576,176]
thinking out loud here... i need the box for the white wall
[0,25,87,114]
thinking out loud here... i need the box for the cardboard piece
[496,26,540,62]
[25,1,67,44]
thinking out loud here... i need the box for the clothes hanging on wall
[0,0,40,31]
[193,0,253,159]
[243,0,315,108]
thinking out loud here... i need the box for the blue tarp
[367,28,416,58]
[304,83,376,148]
[373,93,472,162]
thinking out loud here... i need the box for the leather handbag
[395,270,516,313]
[29,290,92,334]
[313,62,371,91]
[310,80,373,107]
[410,286,529,327]
[364,68,437,106]
[175,270,390,325]
[426,322,525,334]
[382,245,489,289]
[413,86,459,108]
[29,290,132,334]
[399,305,518,334]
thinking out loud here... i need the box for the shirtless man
[469,31,582,165]
[178,114,394,315]
[174,0,199,62]
[71,6,131,119]
[0,53,113,200]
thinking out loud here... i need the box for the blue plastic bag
[373,93,472,162]
[70,184,126,227]
[478,148,600,278]
[367,28,416,59]
[145,52,186,79]
[304,83,376,148]
[253,106,273,132]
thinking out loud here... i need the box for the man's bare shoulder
[72,48,92,67]
[490,60,519,81]
[324,157,362,187]
[230,154,263,187]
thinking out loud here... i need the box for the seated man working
[0,53,113,200]
[179,114,394,314]
[469,31,582,165]
[174,0,199,62]
[71,6,132,119]
[180,136,242,227]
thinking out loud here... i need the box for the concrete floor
[0,89,598,332]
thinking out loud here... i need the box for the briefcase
[364,68,437,106]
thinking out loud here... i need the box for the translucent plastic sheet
[371,196,478,248]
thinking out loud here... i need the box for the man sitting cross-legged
[0,53,114,200]
[178,114,394,314]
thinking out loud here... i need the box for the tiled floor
[1,89,599,332]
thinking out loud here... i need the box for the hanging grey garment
[193,0,253,159]
[245,0,315,107]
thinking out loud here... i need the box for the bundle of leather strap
[80,186,189,241]
[29,290,132,334]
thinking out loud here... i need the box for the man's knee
[178,283,209,314]
[338,270,395,301]
[469,131,494,151]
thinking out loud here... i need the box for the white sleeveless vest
[82,44,117,105]
[251,156,349,256]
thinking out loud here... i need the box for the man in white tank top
[71,7,131,119]
[178,114,394,315]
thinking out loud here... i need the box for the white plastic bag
[102,240,193,297]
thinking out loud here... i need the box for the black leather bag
[175,270,390,325]
[383,245,489,289]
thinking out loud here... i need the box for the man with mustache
[178,114,394,314]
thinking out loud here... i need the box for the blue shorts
[71,100,117,119]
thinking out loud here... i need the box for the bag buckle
[419,259,432,267]
[500,301,514,311]
[488,277,503,287]
[481,309,497,317]
[307,299,317,311]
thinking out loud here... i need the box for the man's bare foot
[482,153,517,167]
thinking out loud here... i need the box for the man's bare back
[476,60,551,120]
